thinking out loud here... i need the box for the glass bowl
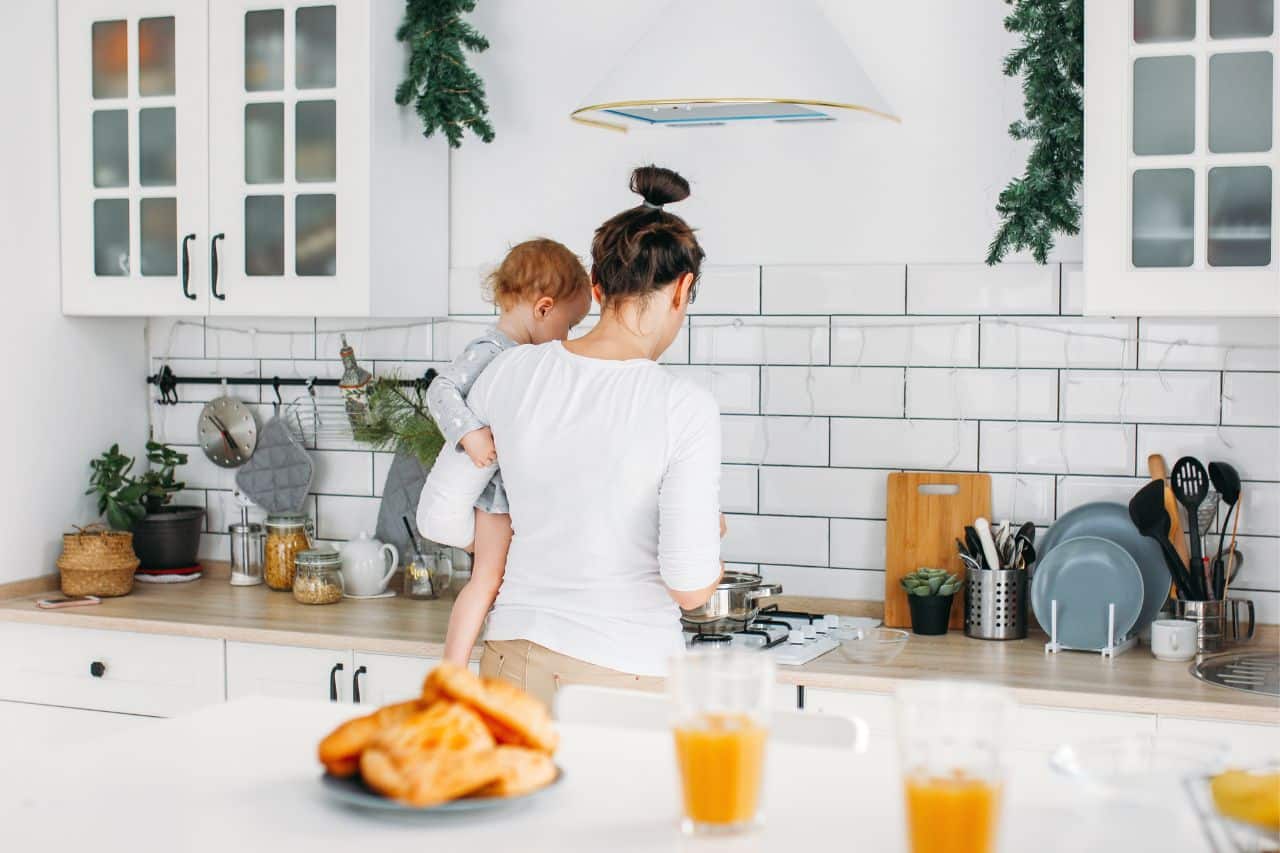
[832,626,909,664]
[1051,735,1229,798]
[1185,761,1280,852]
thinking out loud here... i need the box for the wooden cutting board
[884,472,992,629]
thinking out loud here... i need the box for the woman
[419,165,723,703]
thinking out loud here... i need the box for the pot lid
[570,0,898,132]
[718,571,769,590]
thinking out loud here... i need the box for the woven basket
[57,525,139,597]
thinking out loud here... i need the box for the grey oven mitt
[376,451,430,557]
[234,415,314,514]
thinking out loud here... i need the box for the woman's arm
[442,510,512,666]
[658,383,724,610]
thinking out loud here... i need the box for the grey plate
[1031,536,1144,650]
[1039,502,1168,633]
[320,767,564,814]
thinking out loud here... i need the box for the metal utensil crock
[964,566,1027,640]
[679,572,782,625]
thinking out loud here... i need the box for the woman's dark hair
[590,165,705,308]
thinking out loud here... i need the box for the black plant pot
[131,506,205,570]
[907,594,955,636]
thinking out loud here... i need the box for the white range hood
[570,0,899,131]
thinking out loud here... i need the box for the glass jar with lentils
[264,512,313,591]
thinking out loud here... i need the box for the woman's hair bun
[630,165,690,207]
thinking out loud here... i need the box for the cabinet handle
[328,662,344,701]
[89,661,106,678]
[210,232,226,301]
[352,665,367,704]
[180,233,196,300]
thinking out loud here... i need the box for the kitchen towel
[376,451,430,558]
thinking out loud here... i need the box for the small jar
[293,548,344,605]
[264,512,313,591]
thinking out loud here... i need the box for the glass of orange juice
[669,650,775,836]
[895,682,1014,853]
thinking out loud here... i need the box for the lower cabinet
[0,699,154,764]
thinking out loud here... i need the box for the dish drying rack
[1043,599,1137,658]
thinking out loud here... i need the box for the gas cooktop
[682,607,873,666]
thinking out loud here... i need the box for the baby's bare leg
[442,508,513,667]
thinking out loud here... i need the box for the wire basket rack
[279,396,370,446]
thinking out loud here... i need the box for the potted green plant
[900,568,962,636]
[87,441,204,570]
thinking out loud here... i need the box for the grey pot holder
[376,451,429,556]
[234,415,314,514]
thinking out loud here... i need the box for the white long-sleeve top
[418,340,722,676]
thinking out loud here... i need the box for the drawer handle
[352,665,367,704]
[89,661,106,678]
[328,662,344,702]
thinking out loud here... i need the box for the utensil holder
[1173,599,1228,655]
[964,567,1027,640]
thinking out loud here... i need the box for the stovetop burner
[689,633,733,645]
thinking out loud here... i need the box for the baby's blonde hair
[485,238,590,311]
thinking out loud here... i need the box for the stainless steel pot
[679,571,782,625]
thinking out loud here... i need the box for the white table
[0,698,1212,852]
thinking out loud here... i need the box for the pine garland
[395,0,494,149]
[352,377,446,468]
[986,0,1084,265]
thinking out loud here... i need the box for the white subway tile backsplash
[1055,476,1150,515]
[721,416,829,466]
[1137,425,1280,483]
[1139,319,1280,371]
[761,265,904,314]
[690,266,761,315]
[831,317,979,367]
[980,318,1137,368]
[310,450,374,496]
[143,261,1280,623]
[316,494,382,541]
[721,515,827,566]
[1223,372,1280,427]
[204,318,315,360]
[907,263,1058,315]
[758,467,887,518]
[831,418,978,470]
[762,367,903,417]
[721,465,759,514]
[829,519,887,570]
[990,474,1056,526]
[690,317,829,365]
[980,422,1135,476]
[906,368,1058,421]
[666,366,760,415]
[1060,370,1221,425]
[317,319,432,362]
[761,564,884,600]
[448,267,496,315]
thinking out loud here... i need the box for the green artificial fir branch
[987,0,1084,265]
[395,0,494,148]
[352,377,446,469]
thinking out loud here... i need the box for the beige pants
[480,639,664,708]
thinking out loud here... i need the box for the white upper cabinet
[58,0,449,318]
[1084,0,1279,316]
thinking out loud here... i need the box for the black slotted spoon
[1171,456,1210,599]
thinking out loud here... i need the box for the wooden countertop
[1,574,1277,724]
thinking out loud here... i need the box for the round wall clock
[199,395,258,468]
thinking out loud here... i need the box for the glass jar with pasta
[264,512,313,591]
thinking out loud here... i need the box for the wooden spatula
[1148,454,1190,598]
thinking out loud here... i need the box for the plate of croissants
[317,661,562,812]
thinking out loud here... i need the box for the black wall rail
[147,364,437,406]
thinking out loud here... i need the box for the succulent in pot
[900,568,961,636]
[87,441,204,570]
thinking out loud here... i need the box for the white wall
[0,1,147,583]
[450,0,1078,267]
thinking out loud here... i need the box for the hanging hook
[155,365,180,405]
[306,378,317,397]
[272,376,283,408]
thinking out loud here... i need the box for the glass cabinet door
[208,1,364,315]
[58,0,208,315]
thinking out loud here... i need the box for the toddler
[425,238,592,667]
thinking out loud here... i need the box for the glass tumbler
[896,681,1014,853]
[668,649,775,836]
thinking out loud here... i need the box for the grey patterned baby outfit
[425,327,517,514]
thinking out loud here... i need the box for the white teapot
[340,532,399,596]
